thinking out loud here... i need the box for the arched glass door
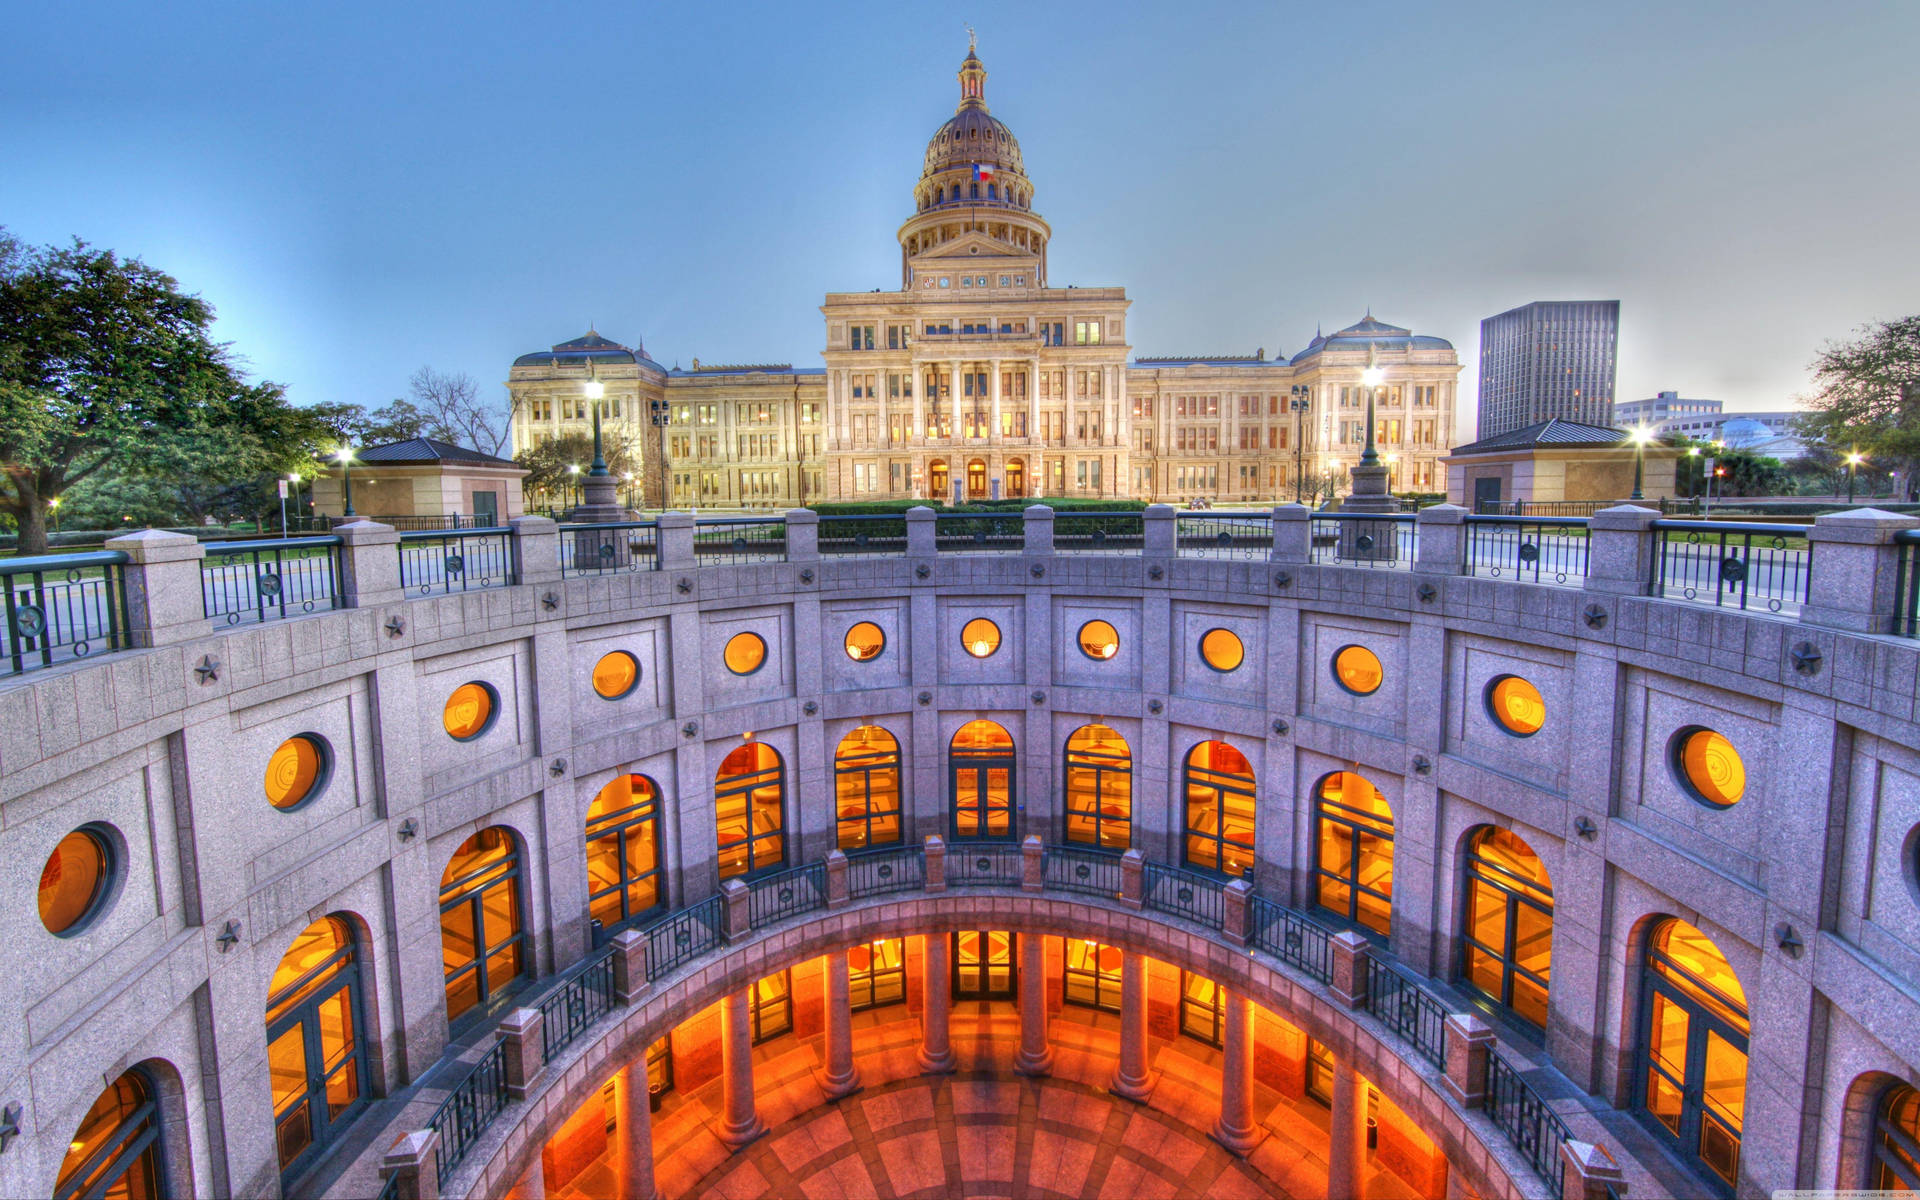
[1183,740,1255,876]
[835,726,902,850]
[267,915,368,1179]
[1636,918,1749,1194]
[1873,1084,1920,1190]
[953,930,1016,999]
[929,460,949,499]
[1314,771,1394,935]
[967,458,989,498]
[1460,827,1553,1026]
[586,774,663,932]
[440,827,526,1023]
[1006,458,1026,498]
[1064,723,1132,850]
[950,720,1015,841]
[715,742,786,880]
[55,1070,162,1200]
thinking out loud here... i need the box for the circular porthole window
[844,622,886,662]
[1332,645,1383,696]
[961,618,1002,659]
[1672,726,1746,808]
[1485,675,1545,737]
[1077,620,1120,661]
[265,734,333,810]
[592,651,641,700]
[724,632,768,675]
[443,681,499,742]
[39,825,117,936]
[1199,628,1244,672]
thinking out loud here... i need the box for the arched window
[836,726,902,850]
[715,743,785,879]
[935,186,944,203]
[967,458,988,498]
[56,1070,162,1200]
[970,182,980,199]
[1064,723,1131,850]
[988,182,998,199]
[1183,740,1255,876]
[1460,828,1553,1026]
[929,460,950,498]
[267,916,368,1178]
[440,827,526,1022]
[1636,918,1748,1193]
[950,720,1015,841]
[1315,772,1394,934]
[587,774,663,931]
[1872,1083,1920,1190]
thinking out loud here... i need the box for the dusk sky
[4,1,1915,440]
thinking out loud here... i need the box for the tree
[515,433,636,509]
[306,398,430,448]
[409,366,508,456]
[1798,315,1920,492]
[0,233,280,554]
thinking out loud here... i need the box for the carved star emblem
[1790,642,1823,676]
[194,655,220,683]
[215,920,241,951]
[385,616,406,637]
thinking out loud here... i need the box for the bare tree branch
[408,365,509,456]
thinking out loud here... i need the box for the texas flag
[972,163,995,182]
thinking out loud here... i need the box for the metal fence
[1140,862,1225,929]
[201,537,343,623]
[1247,895,1334,983]
[1052,511,1146,554]
[1174,512,1270,560]
[818,514,909,557]
[1308,514,1418,568]
[1486,1048,1572,1188]
[558,523,658,576]
[692,518,787,564]
[539,947,616,1063]
[427,1037,510,1185]
[944,842,1024,886]
[644,895,724,980]
[746,862,827,927]
[846,845,924,896]
[397,528,515,595]
[1896,530,1920,637]
[1463,517,1590,585]
[1042,845,1126,898]
[2,551,130,678]
[1648,520,1811,614]
[1363,956,1449,1068]
[933,512,1024,553]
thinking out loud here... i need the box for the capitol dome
[911,42,1036,214]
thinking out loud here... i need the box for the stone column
[1271,503,1311,563]
[912,366,926,442]
[1558,1140,1627,1200]
[1028,358,1040,442]
[717,988,765,1148]
[1328,1056,1369,1200]
[1110,949,1154,1101]
[950,359,963,452]
[1583,504,1660,595]
[1415,503,1469,575]
[819,950,861,1098]
[1064,368,1076,473]
[918,933,957,1073]
[519,1151,547,1200]
[379,1130,441,1200]
[619,1060,657,1200]
[1211,988,1264,1155]
[1014,933,1053,1075]
[102,529,210,646]
[1800,507,1920,632]
[990,357,1003,446]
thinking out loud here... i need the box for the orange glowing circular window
[1485,675,1545,737]
[1332,645,1383,696]
[724,632,767,675]
[1077,620,1120,660]
[443,682,498,741]
[961,618,1001,659]
[1673,727,1746,808]
[39,827,113,936]
[592,651,641,700]
[265,734,332,810]
[1199,627,1244,672]
[844,622,886,662]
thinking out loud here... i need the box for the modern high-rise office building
[1475,300,1619,439]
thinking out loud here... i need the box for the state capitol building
[507,44,1461,508]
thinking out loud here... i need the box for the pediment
[911,232,1032,264]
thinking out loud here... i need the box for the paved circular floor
[685,1068,1289,1200]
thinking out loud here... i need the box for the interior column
[716,988,765,1148]
[1210,987,1264,1155]
[1110,949,1153,1100]
[619,1060,657,1200]
[918,934,957,1072]
[989,357,1003,447]
[820,949,861,1098]
[1328,1055,1369,1200]
[1013,933,1053,1075]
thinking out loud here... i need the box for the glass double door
[952,930,1016,999]
[951,752,1014,840]
[1639,974,1747,1192]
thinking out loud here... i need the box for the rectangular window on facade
[849,939,907,1011]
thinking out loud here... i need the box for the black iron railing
[539,947,616,1063]
[1463,517,1591,584]
[201,537,343,624]
[1309,513,1417,568]
[1140,862,1225,929]
[846,845,924,897]
[1175,512,1270,560]
[1042,845,1125,898]
[397,528,515,595]
[1649,520,1810,614]
[1247,895,1334,983]
[1486,1048,1572,1187]
[692,517,787,564]
[644,895,724,979]
[817,514,909,557]
[557,522,658,576]
[2,551,129,678]
[747,862,828,927]
[933,512,1024,552]
[1892,530,1920,637]
[1475,499,1610,518]
[945,843,1024,885]
[1052,511,1146,553]
[427,1037,510,1185]
[1363,956,1448,1068]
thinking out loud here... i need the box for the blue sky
[3,1,1916,438]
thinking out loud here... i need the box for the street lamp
[336,447,357,517]
[1628,425,1652,501]
[1288,385,1311,503]
[568,462,581,510]
[1846,450,1865,504]
[288,472,303,531]
[1359,364,1385,469]
[48,496,61,535]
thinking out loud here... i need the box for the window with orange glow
[266,915,366,1176]
[843,621,886,662]
[1064,724,1132,851]
[55,1070,160,1200]
[1485,675,1545,736]
[1314,771,1394,935]
[848,938,907,1011]
[950,720,1016,841]
[1184,740,1255,876]
[39,826,113,936]
[1672,727,1746,808]
[1199,627,1244,671]
[592,651,641,699]
[439,827,525,1023]
[835,726,902,850]
[1637,918,1748,1193]
[1460,827,1553,1027]
[586,774,663,930]
[265,734,332,810]
[1076,619,1120,660]
[443,681,498,741]
[961,617,1002,658]
[715,742,786,879]
[1332,644,1383,695]
[723,632,767,675]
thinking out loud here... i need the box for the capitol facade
[507,46,1461,508]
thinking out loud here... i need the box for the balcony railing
[427,1037,509,1186]
[1175,512,1271,560]
[1363,956,1448,1069]
[538,947,616,1063]
[1309,513,1417,569]
[692,517,786,564]
[1140,862,1226,930]
[643,895,724,979]
[1042,845,1125,898]
[846,845,924,896]
[398,528,515,595]
[746,862,828,926]
[818,514,909,557]
[1648,519,1811,614]
[2,551,129,678]
[1246,895,1334,984]
[201,536,343,623]
[1486,1048,1573,1188]
[556,522,658,576]
[945,842,1024,885]
[1051,511,1145,554]
[934,512,1024,553]
[1463,517,1591,585]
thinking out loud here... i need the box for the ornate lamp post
[1628,426,1652,501]
[1846,450,1865,504]
[1288,385,1310,503]
[336,447,357,517]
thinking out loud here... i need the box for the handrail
[0,549,129,574]
[200,535,345,552]
[1461,515,1592,529]
[397,525,512,540]
[1486,1047,1573,1188]
[1647,518,1808,536]
[426,1037,509,1186]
